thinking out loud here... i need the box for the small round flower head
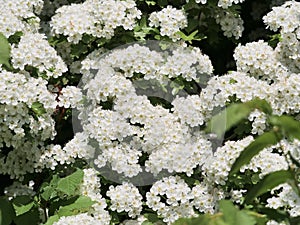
[58,86,83,108]
[267,183,300,217]
[217,0,245,9]
[53,213,109,225]
[146,176,195,224]
[234,40,286,82]
[192,183,225,214]
[0,0,42,37]
[107,182,143,218]
[50,0,141,43]
[263,1,300,33]
[214,10,244,39]
[11,33,68,78]
[149,6,187,41]
[263,1,300,73]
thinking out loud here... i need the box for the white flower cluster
[0,0,42,37]
[146,176,195,224]
[79,168,111,224]
[4,181,35,200]
[36,133,95,171]
[217,0,245,9]
[248,110,267,135]
[233,40,285,82]
[107,182,143,218]
[187,0,245,8]
[50,0,141,43]
[215,10,244,39]
[240,147,288,178]
[0,70,57,175]
[149,6,188,41]
[192,183,225,214]
[202,136,254,185]
[263,1,300,73]
[72,43,214,179]
[58,86,83,108]
[53,213,105,225]
[11,33,68,78]
[267,183,300,217]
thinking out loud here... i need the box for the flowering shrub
[0,0,300,225]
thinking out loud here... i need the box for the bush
[0,0,300,225]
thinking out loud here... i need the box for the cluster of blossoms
[0,0,42,37]
[107,182,143,218]
[149,6,187,41]
[72,43,215,181]
[4,181,35,200]
[214,10,244,39]
[54,168,111,225]
[50,0,141,43]
[267,183,300,217]
[146,176,195,224]
[11,33,68,78]
[233,40,285,82]
[187,0,245,9]
[263,1,300,73]
[0,0,300,224]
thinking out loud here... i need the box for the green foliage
[0,197,15,225]
[0,33,12,69]
[205,98,272,139]
[56,169,84,196]
[173,200,263,225]
[229,131,281,176]
[12,196,35,216]
[31,102,47,117]
[56,196,95,217]
[244,170,296,204]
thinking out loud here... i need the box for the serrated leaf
[229,131,281,176]
[57,169,84,196]
[0,196,15,225]
[0,33,11,68]
[57,196,95,217]
[41,175,60,201]
[244,170,294,204]
[12,196,34,216]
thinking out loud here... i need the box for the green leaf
[206,98,272,139]
[13,207,40,225]
[158,0,168,7]
[0,33,11,68]
[57,196,95,217]
[269,115,300,140]
[41,175,60,201]
[12,196,35,216]
[219,200,256,225]
[31,102,46,116]
[0,196,15,225]
[229,131,281,176]
[56,169,84,196]
[206,103,250,139]
[244,170,294,204]
[43,215,60,225]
